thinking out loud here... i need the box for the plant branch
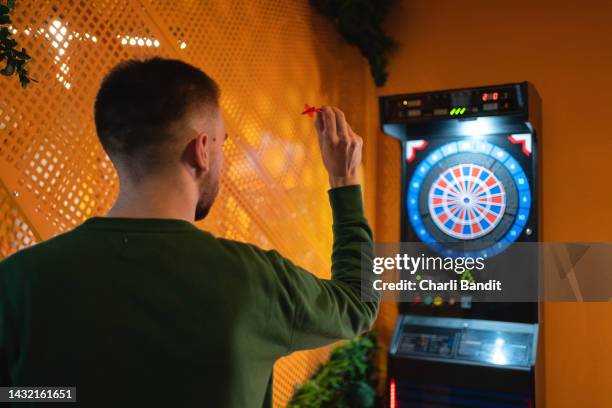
[310,0,398,86]
[0,0,35,89]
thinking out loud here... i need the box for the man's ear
[191,133,209,174]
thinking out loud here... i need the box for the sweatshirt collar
[80,217,200,233]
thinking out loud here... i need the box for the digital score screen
[382,83,526,122]
[393,317,538,369]
[481,91,500,101]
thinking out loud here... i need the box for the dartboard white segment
[428,164,506,240]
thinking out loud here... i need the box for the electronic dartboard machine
[380,83,542,407]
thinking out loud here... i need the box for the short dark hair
[94,58,219,167]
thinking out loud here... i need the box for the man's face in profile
[195,107,226,221]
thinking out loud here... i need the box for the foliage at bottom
[288,332,379,408]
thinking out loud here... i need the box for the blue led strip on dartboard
[407,140,531,258]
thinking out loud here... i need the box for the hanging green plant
[0,0,35,88]
[288,332,379,408]
[310,0,398,86]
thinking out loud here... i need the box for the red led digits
[482,92,499,102]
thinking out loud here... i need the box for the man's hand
[314,106,363,189]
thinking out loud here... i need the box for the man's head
[94,58,225,220]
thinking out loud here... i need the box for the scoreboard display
[381,83,528,123]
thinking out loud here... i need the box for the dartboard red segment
[428,163,506,240]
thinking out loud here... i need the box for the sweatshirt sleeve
[0,261,17,386]
[264,185,379,352]
[0,298,7,386]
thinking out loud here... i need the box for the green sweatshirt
[0,185,378,407]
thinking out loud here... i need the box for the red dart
[301,104,322,117]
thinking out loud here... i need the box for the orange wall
[376,1,612,406]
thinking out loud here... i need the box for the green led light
[450,107,467,116]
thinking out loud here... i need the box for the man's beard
[195,178,219,221]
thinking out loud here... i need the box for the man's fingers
[314,111,324,141]
[347,123,359,142]
[320,106,337,142]
[332,107,349,142]
[313,105,362,188]
[316,106,360,148]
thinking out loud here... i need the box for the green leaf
[361,338,374,348]
[1,61,15,75]
[350,381,376,408]
[7,0,16,10]
[19,48,31,59]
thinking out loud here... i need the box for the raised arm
[265,106,379,352]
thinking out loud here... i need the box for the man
[0,58,378,407]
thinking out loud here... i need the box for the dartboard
[407,139,531,257]
[429,164,506,240]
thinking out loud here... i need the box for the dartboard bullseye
[428,164,506,240]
